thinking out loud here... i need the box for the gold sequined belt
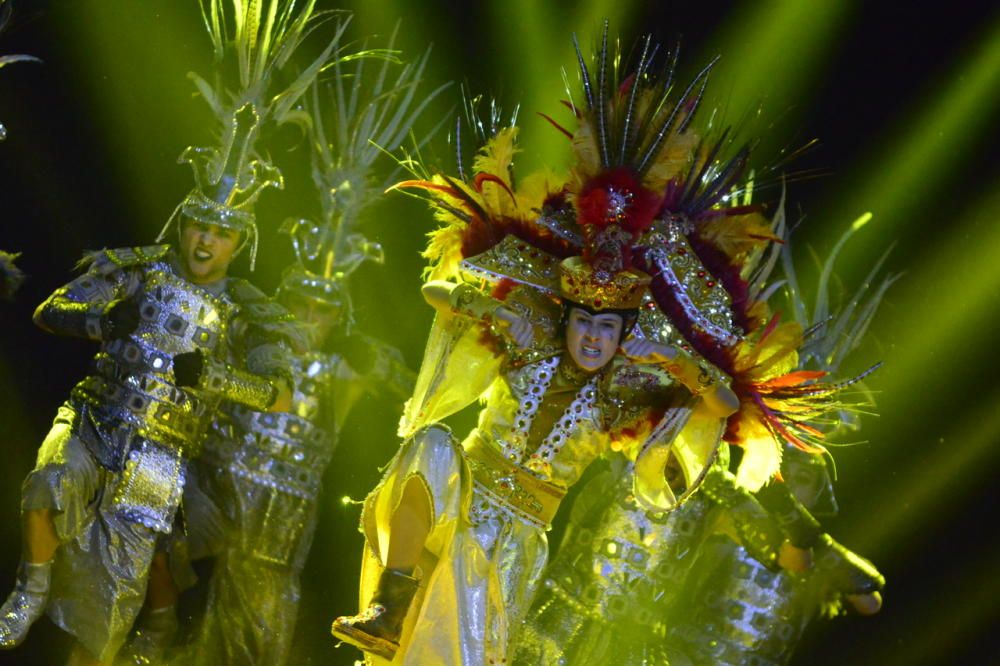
[464,435,566,527]
[72,375,208,455]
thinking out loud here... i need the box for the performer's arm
[173,349,289,412]
[422,280,501,320]
[173,309,297,412]
[33,261,138,342]
[341,334,417,402]
[621,337,738,417]
[702,467,786,570]
[755,480,823,549]
[422,280,533,348]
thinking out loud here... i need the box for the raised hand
[495,307,534,349]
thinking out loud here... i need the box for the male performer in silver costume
[184,258,415,665]
[118,31,440,663]
[0,2,355,662]
[0,209,298,664]
[513,444,883,666]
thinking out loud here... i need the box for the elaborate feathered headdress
[397,22,879,490]
[279,31,446,325]
[158,0,347,268]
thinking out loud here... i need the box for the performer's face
[565,306,623,372]
[179,220,241,284]
[283,292,342,349]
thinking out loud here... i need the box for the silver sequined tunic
[185,352,339,665]
[22,246,288,662]
[187,337,411,666]
[513,467,714,666]
[357,349,699,666]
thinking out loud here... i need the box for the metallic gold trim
[464,435,566,527]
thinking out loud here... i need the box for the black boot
[115,605,178,665]
[332,568,419,660]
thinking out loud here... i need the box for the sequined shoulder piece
[227,278,307,351]
[102,245,171,268]
[460,235,562,295]
[76,245,172,276]
[227,277,268,303]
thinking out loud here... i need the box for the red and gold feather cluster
[398,27,875,489]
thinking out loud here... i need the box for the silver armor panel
[74,264,235,454]
[515,469,714,665]
[665,535,810,666]
[206,353,336,500]
[199,352,336,567]
[69,262,236,531]
[211,408,332,500]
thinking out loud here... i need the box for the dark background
[0,1,997,664]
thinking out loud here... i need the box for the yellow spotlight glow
[700,0,852,149]
[822,19,1000,256]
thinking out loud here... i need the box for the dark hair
[560,301,639,345]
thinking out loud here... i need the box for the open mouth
[193,248,213,262]
[581,344,602,358]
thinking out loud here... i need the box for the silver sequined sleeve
[33,253,133,341]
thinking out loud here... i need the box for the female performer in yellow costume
[334,25,852,665]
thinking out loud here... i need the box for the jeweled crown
[558,256,650,310]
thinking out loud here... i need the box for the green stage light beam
[485,0,637,176]
[571,0,633,50]
[832,191,1000,548]
[698,0,851,152]
[820,19,1000,259]
[65,3,204,235]
[849,386,1000,555]
[869,190,1000,392]
[866,550,999,666]
[349,0,444,64]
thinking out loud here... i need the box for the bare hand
[421,281,454,313]
[704,382,740,418]
[495,307,534,349]
[778,540,812,573]
[846,591,883,616]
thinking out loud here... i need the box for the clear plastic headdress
[158,0,350,269]
[279,27,447,316]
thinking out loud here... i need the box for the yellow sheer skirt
[358,425,548,665]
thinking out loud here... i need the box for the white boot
[0,560,52,648]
